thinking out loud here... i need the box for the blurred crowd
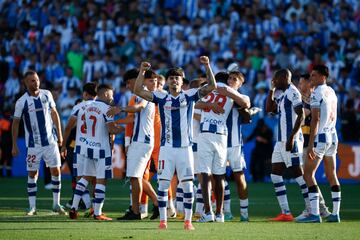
[0,0,359,142]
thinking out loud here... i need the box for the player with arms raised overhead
[133,56,216,230]
[12,70,66,216]
[297,65,341,223]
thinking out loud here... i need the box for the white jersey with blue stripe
[200,83,235,135]
[226,108,243,147]
[152,88,200,148]
[76,100,114,159]
[275,84,303,142]
[14,90,57,148]
[310,84,338,143]
[132,96,155,145]
[70,100,94,151]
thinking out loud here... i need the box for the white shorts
[73,154,95,177]
[192,143,201,174]
[26,144,61,171]
[227,145,246,172]
[83,156,112,179]
[272,141,303,168]
[157,146,194,182]
[314,142,338,159]
[126,142,153,178]
[197,132,227,175]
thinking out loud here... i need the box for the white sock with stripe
[271,174,290,214]
[27,176,37,209]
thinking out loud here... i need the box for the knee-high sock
[331,185,341,215]
[72,178,89,210]
[51,175,61,207]
[176,184,184,214]
[223,180,231,213]
[308,185,320,215]
[94,184,106,216]
[240,199,249,218]
[158,180,170,221]
[82,189,92,209]
[195,183,204,214]
[27,176,37,209]
[182,181,194,222]
[271,174,290,214]
[295,176,310,209]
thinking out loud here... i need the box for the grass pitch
[0,177,359,240]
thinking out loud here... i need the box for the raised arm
[51,107,63,147]
[198,56,217,98]
[134,62,153,101]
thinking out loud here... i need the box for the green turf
[0,178,359,240]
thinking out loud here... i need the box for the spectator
[246,119,273,182]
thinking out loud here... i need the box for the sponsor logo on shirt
[79,137,101,148]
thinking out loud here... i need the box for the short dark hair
[23,70,37,78]
[215,71,229,84]
[165,68,184,79]
[145,69,157,79]
[97,84,113,94]
[274,68,291,80]
[123,68,139,82]
[189,78,206,88]
[83,82,97,97]
[313,65,329,78]
[300,73,310,81]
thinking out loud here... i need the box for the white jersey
[76,100,114,159]
[70,100,94,153]
[310,84,338,142]
[14,89,57,148]
[274,84,303,142]
[192,109,201,143]
[152,88,200,147]
[200,84,234,135]
[226,108,242,147]
[132,96,155,145]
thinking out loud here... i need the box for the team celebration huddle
[11,56,341,230]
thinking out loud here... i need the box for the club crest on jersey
[292,93,299,100]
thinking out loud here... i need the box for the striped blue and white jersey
[226,108,243,148]
[274,84,303,142]
[310,84,338,143]
[132,96,155,145]
[152,88,200,148]
[14,90,57,148]
[70,100,95,152]
[75,100,114,159]
[200,83,235,135]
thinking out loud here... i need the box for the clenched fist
[140,62,151,71]
[199,56,210,65]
